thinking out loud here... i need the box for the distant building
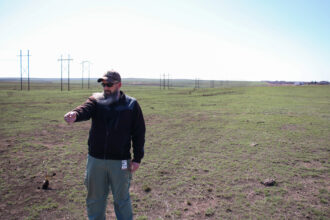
[294,82,304,86]
[319,81,329,85]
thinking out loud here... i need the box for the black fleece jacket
[72,91,145,163]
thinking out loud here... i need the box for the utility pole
[60,55,63,91]
[67,56,70,91]
[167,73,170,89]
[58,55,63,91]
[20,50,22,90]
[81,62,84,89]
[67,55,73,91]
[81,61,91,89]
[195,78,200,89]
[57,54,73,91]
[27,50,30,91]
[88,62,91,89]
[18,50,31,91]
[210,80,214,88]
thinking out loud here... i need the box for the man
[64,71,145,220]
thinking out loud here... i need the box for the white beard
[93,90,119,105]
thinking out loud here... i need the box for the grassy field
[0,81,329,219]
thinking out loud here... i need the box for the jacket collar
[118,91,126,103]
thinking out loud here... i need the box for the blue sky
[0,0,329,81]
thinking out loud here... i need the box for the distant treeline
[264,81,329,85]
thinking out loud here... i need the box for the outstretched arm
[64,96,96,124]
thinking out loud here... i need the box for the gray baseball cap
[97,71,121,83]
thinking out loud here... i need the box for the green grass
[0,82,329,219]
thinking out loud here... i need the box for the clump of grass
[205,207,215,217]
[173,210,182,217]
[319,188,329,204]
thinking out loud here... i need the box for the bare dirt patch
[283,176,330,218]
[280,124,305,131]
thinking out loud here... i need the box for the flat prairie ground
[0,82,329,219]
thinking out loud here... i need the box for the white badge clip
[121,160,128,170]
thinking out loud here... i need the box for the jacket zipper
[104,128,109,159]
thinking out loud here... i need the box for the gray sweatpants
[84,155,133,220]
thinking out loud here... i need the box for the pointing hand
[64,111,77,124]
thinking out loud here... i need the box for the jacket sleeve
[131,101,146,163]
[72,96,96,122]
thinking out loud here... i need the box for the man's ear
[118,82,122,89]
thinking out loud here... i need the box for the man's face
[102,80,122,96]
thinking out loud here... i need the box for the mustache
[104,89,119,96]
[99,90,119,105]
